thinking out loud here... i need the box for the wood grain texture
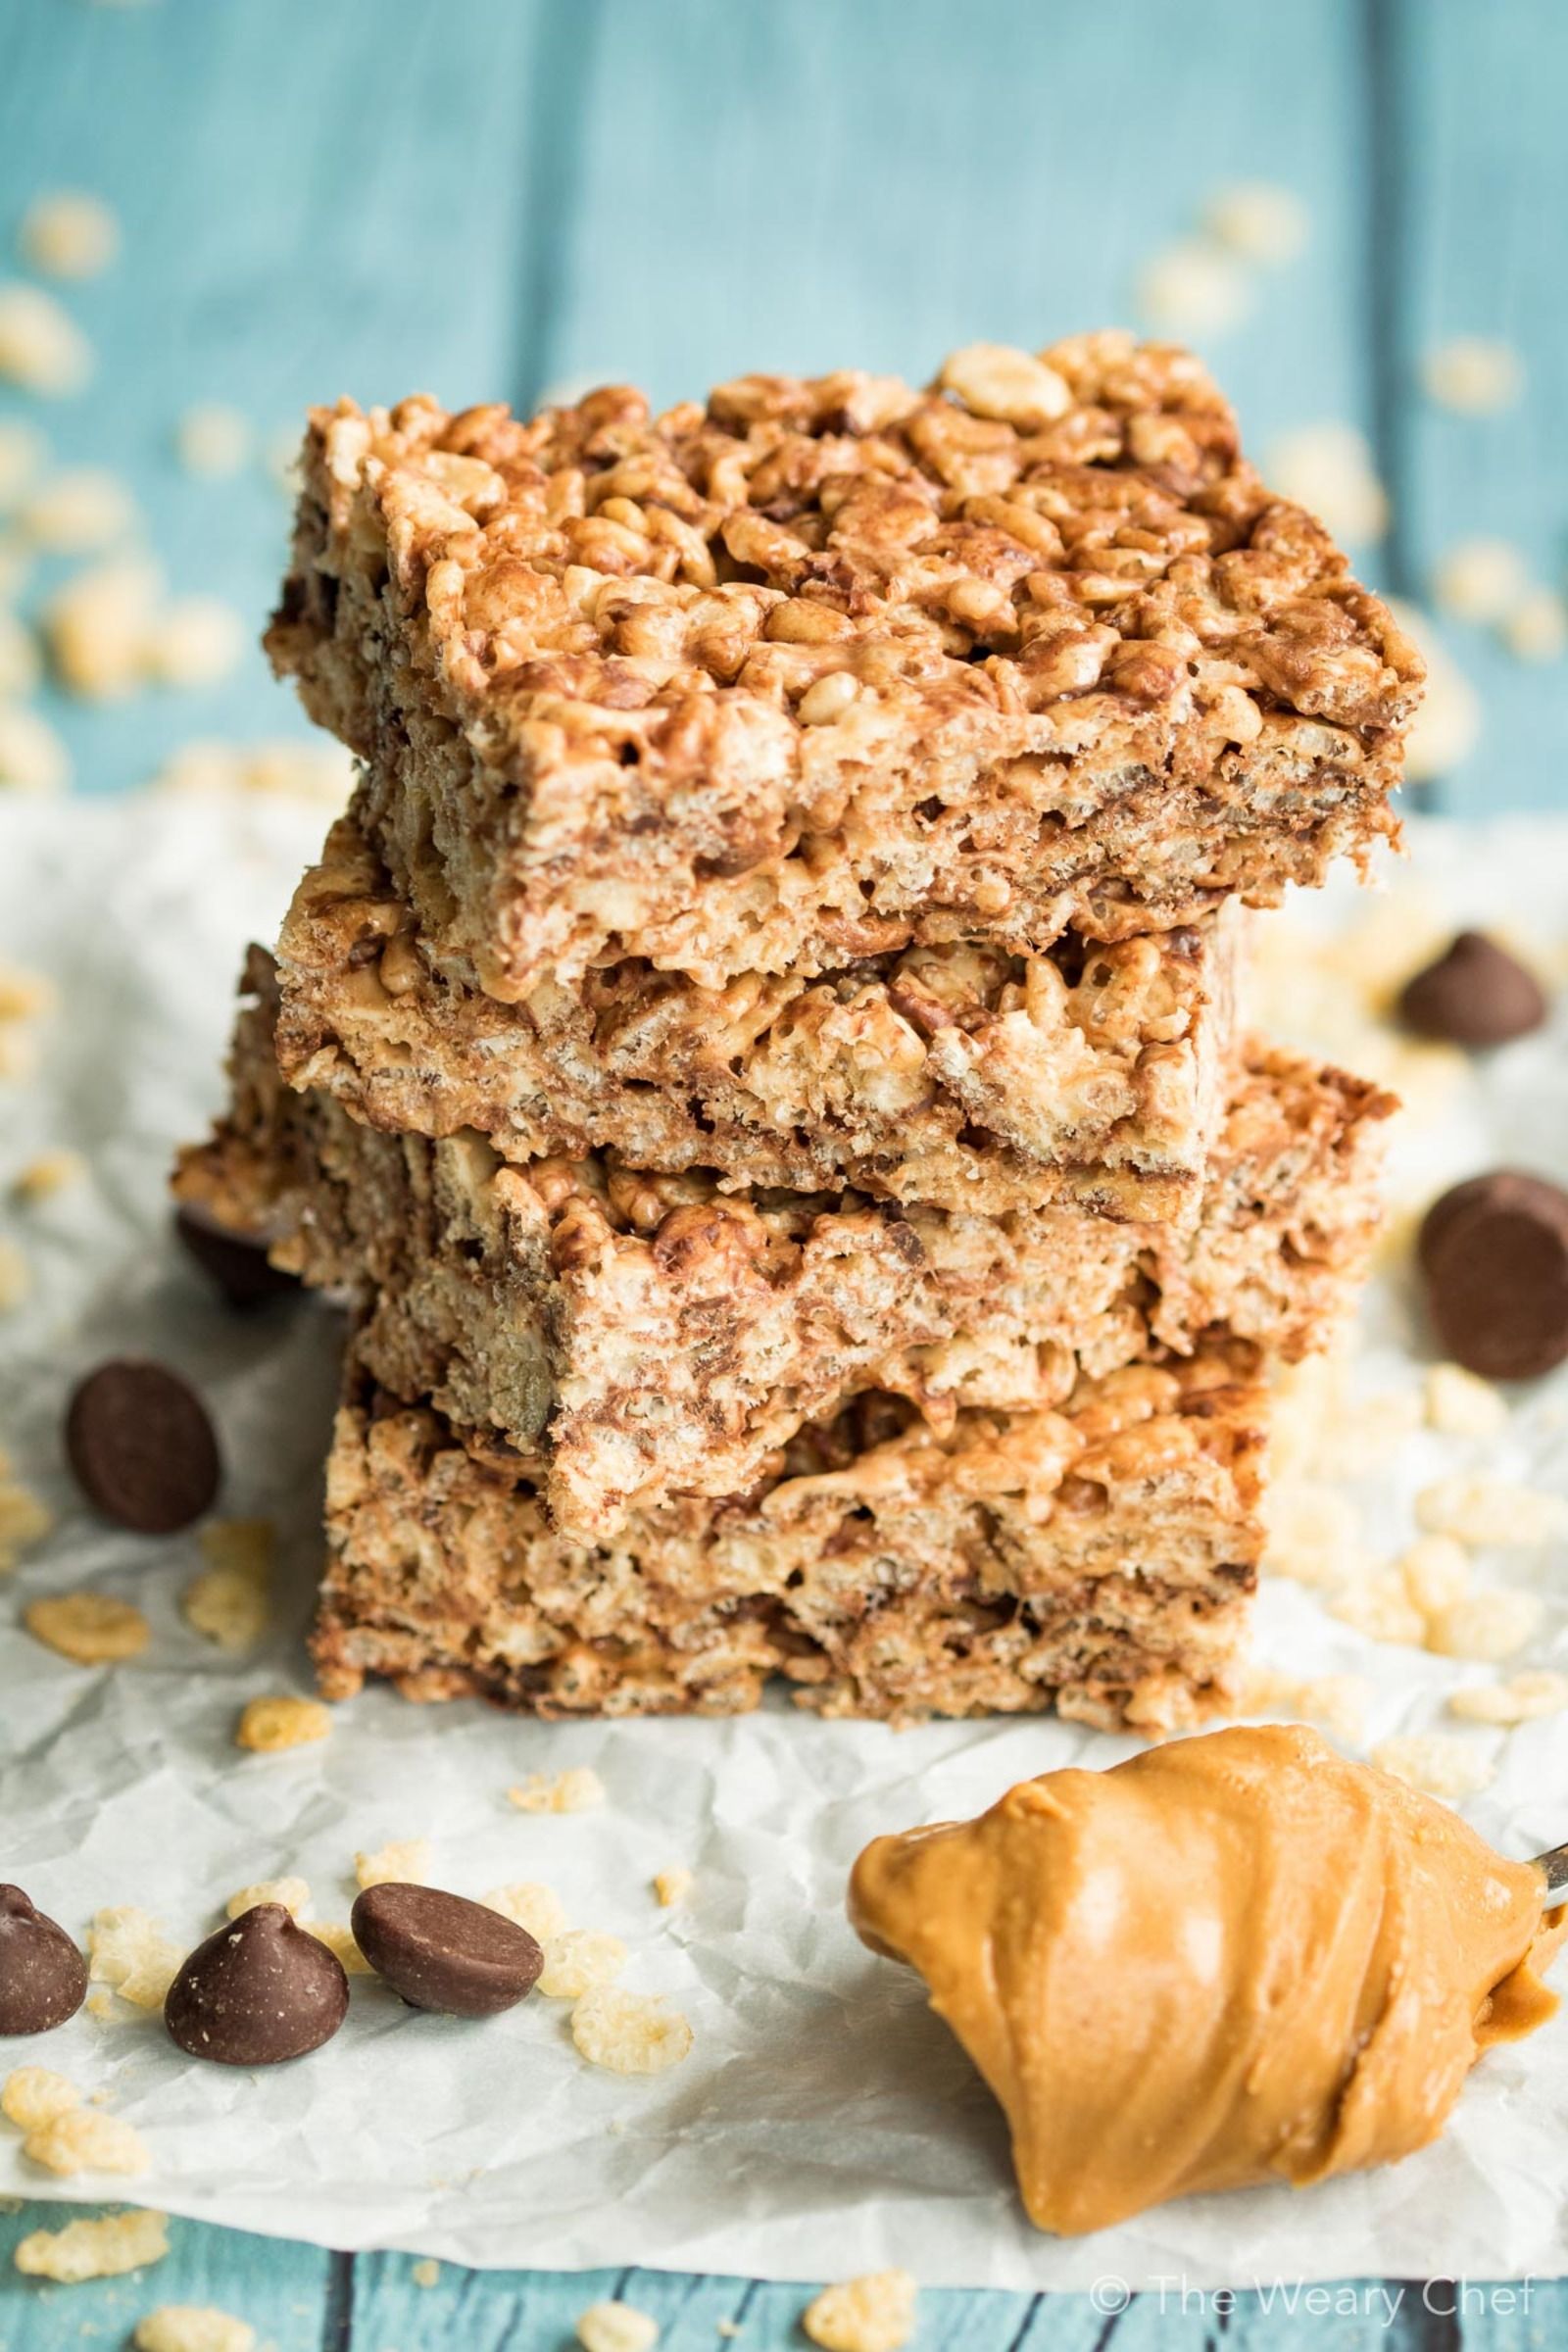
[1388,0,1568,813]
[2,0,1567,2342]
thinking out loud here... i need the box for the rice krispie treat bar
[175,954,1392,1539]
[266,334,1421,1003]
[317,1338,1266,1733]
[275,814,1245,1220]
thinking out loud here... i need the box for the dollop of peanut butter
[849,1724,1564,2235]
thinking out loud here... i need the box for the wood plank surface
[1387,0,1568,814]
[3,0,1567,2344]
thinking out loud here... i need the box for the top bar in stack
[267,332,1421,1013]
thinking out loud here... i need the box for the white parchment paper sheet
[3,794,1568,2287]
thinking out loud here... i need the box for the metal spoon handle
[1534,1843,1568,1910]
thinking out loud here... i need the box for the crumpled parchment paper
[3,792,1568,2288]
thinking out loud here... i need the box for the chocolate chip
[1398,931,1548,1047]
[165,1904,348,2066]
[0,1886,88,2035]
[1419,1170,1568,1380]
[350,1884,543,2017]
[174,1204,300,1311]
[66,1357,220,1535]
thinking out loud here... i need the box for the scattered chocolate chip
[350,1884,544,2017]
[174,1204,300,1311]
[1398,930,1548,1047]
[66,1357,220,1535]
[165,1904,348,2066]
[0,1886,88,2035]
[1419,1170,1568,1380]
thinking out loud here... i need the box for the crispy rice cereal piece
[267,340,1419,1003]
[411,2258,441,2288]
[235,1694,331,1752]
[313,1339,1263,1731]
[0,1480,52,1569]
[802,2272,918,2352]
[1425,1589,1543,1664]
[20,192,120,280]
[2,2066,79,2131]
[538,1931,626,1999]
[25,1591,149,1665]
[180,959,1392,1541]
[1416,1478,1566,1549]
[272,815,1245,1223]
[13,1146,85,1200]
[87,1906,183,2010]
[483,1883,568,1942]
[1370,1733,1494,1800]
[0,1239,30,1310]
[653,1868,692,1908]
[182,1519,273,1650]
[355,1838,430,1889]
[1399,1536,1470,1617]
[1449,1671,1568,1726]
[13,2207,170,2282]
[305,1920,371,1976]
[508,1768,607,1814]
[134,2308,256,2352]
[0,284,91,395]
[24,2105,148,2177]
[1424,1362,1508,1441]
[576,2302,661,2352]
[570,1985,693,2075]
[1331,1576,1427,1649]
[225,1877,310,1921]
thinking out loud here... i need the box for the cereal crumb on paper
[13,2206,170,2281]
[225,1877,310,1921]
[576,2300,660,2352]
[1449,1670,1568,1725]
[508,1766,606,1814]
[1329,1575,1427,1648]
[1425,1587,1543,1663]
[134,2307,256,2352]
[305,1919,370,1975]
[653,1867,693,1908]
[25,1590,149,1664]
[1424,1362,1508,1440]
[0,1478,52,1569]
[801,2271,918,2352]
[0,705,70,794]
[1416,1477,1565,1547]
[1399,1535,1470,1617]
[24,2103,148,2177]
[1371,1733,1495,1799]
[570,1985,693,2075]
[87,1905,183,2009]
[538,1930,626,2000]
[235,1694,331,1752]
[355,1838,430,1890]
[183,1518,273,1649]
[1,2065,79,2131]
[13,1145,85,1200]
[482,1882,567,1943]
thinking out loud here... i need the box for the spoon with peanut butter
[850,1723,1566,2237]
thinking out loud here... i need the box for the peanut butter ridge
[849,1724,1563,2235]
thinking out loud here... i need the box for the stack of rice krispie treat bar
[177,331,1420,1732]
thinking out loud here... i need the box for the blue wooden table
[4,2,1567,2342]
